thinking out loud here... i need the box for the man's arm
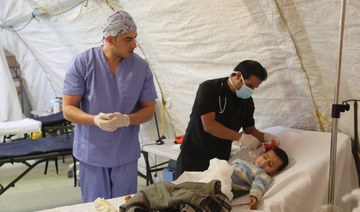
[127,100,156,125]
[200,111,243,141]
[243,126,265,143]
[62,94,96,125]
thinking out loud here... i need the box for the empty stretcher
[0,133,76,196]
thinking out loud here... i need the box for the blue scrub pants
[79,160,138,202]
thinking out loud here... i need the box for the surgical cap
[103,10,137,38]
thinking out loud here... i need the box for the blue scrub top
[63,46,158,167]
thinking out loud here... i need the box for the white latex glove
[264,133,280,146]
[93,112,118,132]
[238,133,261,150]
[113,112,130,127]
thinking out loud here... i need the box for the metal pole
[327,0,347,207]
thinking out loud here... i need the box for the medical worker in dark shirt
[175,60,278,178]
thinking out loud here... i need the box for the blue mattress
[0,133,75,195]
[0,133,73,159]
[33,112,68,126]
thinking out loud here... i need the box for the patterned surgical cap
[103,10,137,38]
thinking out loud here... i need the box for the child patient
[231,147,288,210]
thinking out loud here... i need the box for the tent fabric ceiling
[0,0,359,140]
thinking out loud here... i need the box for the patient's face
[255,150,283,175]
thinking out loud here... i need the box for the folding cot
[33,112,73,174]
[33,112,73,137]
[0,112,72,142]
[0,118,41,142]
[0,133,76,196]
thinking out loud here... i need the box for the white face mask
[229,74,253,99]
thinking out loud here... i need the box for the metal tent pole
[326,0,349,209]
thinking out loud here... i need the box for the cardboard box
[6,55,19,68]
[163,167,176,182]
[163,160,177,182]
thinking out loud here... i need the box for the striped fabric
[231,158,272,201]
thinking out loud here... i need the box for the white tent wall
[0,0,109,114]
[0,43,23,121]
[0,0,359,140]
[120,0,360,138]
[122,0,335,134]
[1,30,55,114]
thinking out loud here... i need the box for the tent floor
[0,156,146,211]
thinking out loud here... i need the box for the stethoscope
[218,81,227,114]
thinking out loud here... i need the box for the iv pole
[321,0,350,210]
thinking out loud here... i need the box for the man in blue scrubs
[63,10,157,202]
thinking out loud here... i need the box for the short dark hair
[232,60,267,81]
[272,147,289,172]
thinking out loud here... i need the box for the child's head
[255,147,288,176]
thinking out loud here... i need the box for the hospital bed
[37,126,359,211]
[230,126,358,211]
[0,133,76,196]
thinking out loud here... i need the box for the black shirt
[176,77,255,177]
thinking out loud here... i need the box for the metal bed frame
[0,133,76,196]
